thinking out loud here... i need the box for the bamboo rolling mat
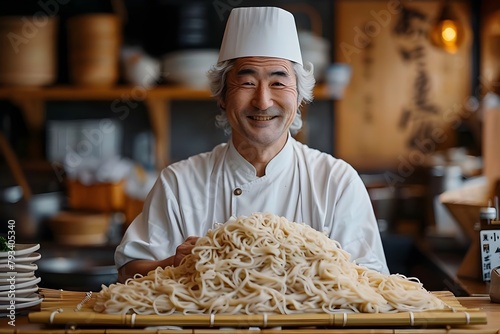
[16,289,486,332]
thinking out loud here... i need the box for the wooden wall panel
[481,1,500,197]
[334,1,472,172]
[481,3,500,95]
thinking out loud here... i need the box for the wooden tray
[26,290,486,330]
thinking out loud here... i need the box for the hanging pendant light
[430,0,464,54]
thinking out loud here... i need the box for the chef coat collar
[227,134,294,179]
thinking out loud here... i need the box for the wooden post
[12,98,46,161]
[145,97,170,170]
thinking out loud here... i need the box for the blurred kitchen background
[0,0,499,294]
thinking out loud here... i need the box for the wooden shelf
[0,84,332,169]
[0,84,331,100]
[0,85,214,100]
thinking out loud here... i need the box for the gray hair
[207,60,316,135]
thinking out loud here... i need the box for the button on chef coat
[115,135,389,274]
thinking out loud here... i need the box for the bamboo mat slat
[27,310,488,328]
[24,290,487,330]
[1,329,500,334]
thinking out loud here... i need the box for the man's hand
[117,236,200,283]
[174,236,199,266]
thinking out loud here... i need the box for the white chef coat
[115,135,389,274]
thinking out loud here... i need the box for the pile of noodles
[94,212,446,315]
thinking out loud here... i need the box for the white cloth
[115,136,389,274]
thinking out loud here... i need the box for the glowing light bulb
[441,20,458,43]
[429,3,464,54]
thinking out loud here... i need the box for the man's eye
[242,82,255,86]
[272,82,285,87]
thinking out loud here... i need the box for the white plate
[0,297,42,311]
[0,244,40,258]
[0,263,37,272]
[0,271,33,278]
[0,275,36,285]
[0,293,40,303]
[0,285,38,297]
[0,276,40,291]
[0,252,41,264]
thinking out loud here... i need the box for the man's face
[223,57,298,150]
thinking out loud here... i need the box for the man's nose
[252,85,273,110]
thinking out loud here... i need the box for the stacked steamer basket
[66,14,121,86]
[0,244,42,314]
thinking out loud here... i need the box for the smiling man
[115,7,389,282]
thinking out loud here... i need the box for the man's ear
[218,98,226,110]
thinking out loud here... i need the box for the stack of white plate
[0,244,43,314]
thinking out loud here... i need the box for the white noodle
[94,212,445,315]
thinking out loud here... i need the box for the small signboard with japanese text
[480,229,500,281]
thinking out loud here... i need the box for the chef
[116,6,389,282]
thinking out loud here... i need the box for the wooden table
[458,296,500,331]
[1,297,500,333]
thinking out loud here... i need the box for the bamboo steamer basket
[48,211,111,246]
[0,16,58,86]
[67,14,121,86]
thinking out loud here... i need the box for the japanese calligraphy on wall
[334,1,471,171]
[392,6,441,149]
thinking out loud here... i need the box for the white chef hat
[218,7,303,65]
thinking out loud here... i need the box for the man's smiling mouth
[249,116,275,121]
